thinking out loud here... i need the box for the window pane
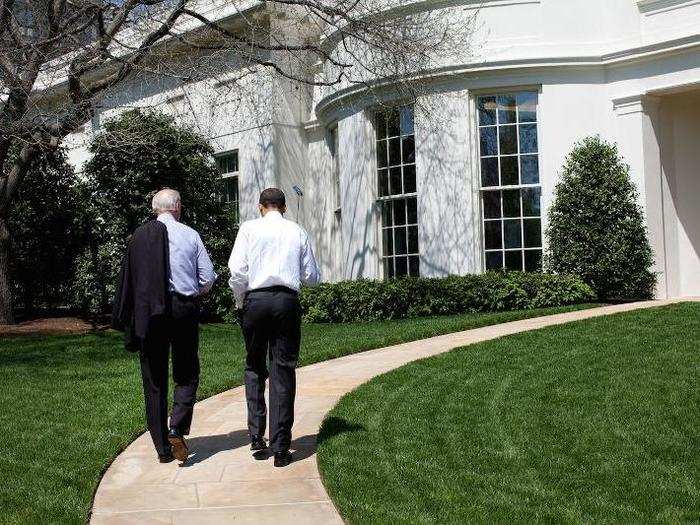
[524,250,542,272]
[409,255,420,276]
[383,228,394,255]
[480,127,498,156]
[389,137,401,166]
[498,94,517,124]
[504,219,522,249]
[376,140,388,169]
[406,197,418,224]
[388,109,401,137]
[485,251,503,270]
[390,167,402,195]
[479,96,497,126]
[484,221,502,250]
[499,125,517,155]
[395,228,407,255]
[393,199,406,225]
[384,257,394,279]
[517,93,537,123]
[500,156,519,186]
[483,191,501,219]
[520,155,539,184]
[396,256,408,276]
[401,136,415,164]
[523,218,542,248]
[503,189,521,218]
[522,187,541,217]
[400,106,414,135]
[519,123,538,154]
[382,200,393,226]
[505,250,523,271]
[376,113,387,140]
[403,165,416,194]
[378,168,389,197]
[481,157,499,187]
[408,225,419,254]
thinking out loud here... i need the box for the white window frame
[216,150,240,225]
[374,105,420,279]
[475,90,544,272]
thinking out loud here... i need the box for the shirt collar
[263,210,283,220]
[157,212,177,223]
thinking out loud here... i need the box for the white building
[65,0,700,298]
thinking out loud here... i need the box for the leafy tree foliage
[74,109,237,319]
[545,136,655,300]
[8,147,86,315]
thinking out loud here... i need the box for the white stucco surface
[63,0,700,297]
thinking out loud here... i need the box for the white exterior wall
[61,0,700,295]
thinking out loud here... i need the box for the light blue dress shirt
[157,213,217,296]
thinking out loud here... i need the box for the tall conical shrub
[545,136,656,300]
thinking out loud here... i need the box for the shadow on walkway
[182,429,250,466]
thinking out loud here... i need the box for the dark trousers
[139,295,200,456]
[241,287,301,453]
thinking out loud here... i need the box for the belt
[171,292,200,303]
[245,285,298,298]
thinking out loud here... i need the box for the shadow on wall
[659,90,700,296]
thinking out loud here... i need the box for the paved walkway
[90,299,691,524]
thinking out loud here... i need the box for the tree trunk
[0,216,15,325]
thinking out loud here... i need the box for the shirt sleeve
[300,229,321,287]
[195,233,218,295]
[228,225,250,307]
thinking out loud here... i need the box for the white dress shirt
[157,212,217,296]
[228,210,321,307]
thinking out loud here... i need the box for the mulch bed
[0,317,100,338]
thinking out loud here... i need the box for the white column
[613,94,667,298]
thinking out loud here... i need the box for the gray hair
[151,188,181,215]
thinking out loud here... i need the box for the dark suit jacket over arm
[112,220,170,351]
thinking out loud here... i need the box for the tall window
[477,93,542,272]
[376,105,419,278]
[216,150,240,225]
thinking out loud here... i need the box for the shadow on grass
[318,416,366,445]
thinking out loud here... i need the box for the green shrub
[545,136,656,300]
[73,109,237,320]
[8,147,87,315]
[299,272,595,323]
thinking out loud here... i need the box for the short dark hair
[259,187,286,208]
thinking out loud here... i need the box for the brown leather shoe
[168,429,189,462]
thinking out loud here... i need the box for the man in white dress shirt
[228,188,320,467]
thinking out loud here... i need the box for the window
[328,126,341,212]
[477,93,542,272]
[376,105,419,278]
[216,150,240,225]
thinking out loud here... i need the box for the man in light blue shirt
[140,188,217,464]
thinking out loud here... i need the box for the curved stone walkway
[90,299,692,524]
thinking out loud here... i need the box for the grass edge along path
[317,302,700,524]
[0,303,597,525]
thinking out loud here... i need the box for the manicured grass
[317,302,700,524]
[0,304,595,524]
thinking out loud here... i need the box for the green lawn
[0,304,595,524]
[317,302,700,524]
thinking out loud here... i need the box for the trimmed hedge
[300,272,596,323]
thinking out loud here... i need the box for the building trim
[637,0,700,15]
[315,34,700,124]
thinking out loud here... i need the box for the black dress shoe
[168,428,189,462]
[250,435,268,451]
[158,451,174,463]
[273,450,293,468]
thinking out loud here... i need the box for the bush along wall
[299,272,595,323]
